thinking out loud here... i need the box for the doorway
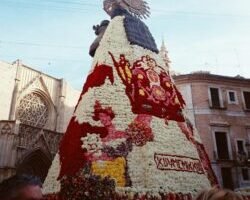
[215,132,230,160]
[17,149,52,182]
[221,167,234,189]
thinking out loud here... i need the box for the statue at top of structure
[90,0,158,57]
[43,1,217,199]
[103,0,150,19]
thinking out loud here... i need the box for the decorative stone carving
[16,93,49,128]
[43,130,62,155]
[18,124,41,147]
[17,124,62,156]
[0,123,12,135]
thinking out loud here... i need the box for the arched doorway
[17,149,52,182]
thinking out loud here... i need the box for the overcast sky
[0,0,250,89]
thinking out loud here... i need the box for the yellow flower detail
[138,74,144,79]
[165,82,171,88]
[119,67,126,81]
[139,89,145,96]
[156,89,162,95]
[174,97,180,105]
[125,65,132,79]
[91,157,126,187]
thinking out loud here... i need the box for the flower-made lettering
[154,153,205,174]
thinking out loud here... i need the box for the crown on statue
[103,0,150,19]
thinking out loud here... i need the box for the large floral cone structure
[43,1,217,199]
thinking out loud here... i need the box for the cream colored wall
[0,122,16,163]
[176,84,196,126]
[18,65,61,102]
[54,79,80,133]
[0,61,16,120]
[15,65,61,131]
[62,82,80,132]
[0,60,80,132]
[0,60,80,182]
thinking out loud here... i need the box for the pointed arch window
[16,93,49,128]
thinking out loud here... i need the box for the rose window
[16,93,49,128]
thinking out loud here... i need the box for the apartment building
[174,72,250,189]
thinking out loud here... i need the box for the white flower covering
[81,133,103,157]
[43,154,61,193]
[43,15,211,196]
[106,138,127,148]
[126,119,210,195]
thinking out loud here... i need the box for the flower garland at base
[43,172,193,200]
[44,193,61,200]
[44,191,193,200]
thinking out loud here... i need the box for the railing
[235,151,248,166]
[213,150,233,162]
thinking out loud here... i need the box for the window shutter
[210,88,221,108]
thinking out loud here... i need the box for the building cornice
[173,73,250,86]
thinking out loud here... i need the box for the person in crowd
[196,187,243,200]
[0,174,43,200]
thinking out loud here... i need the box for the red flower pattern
[126,121,153,146]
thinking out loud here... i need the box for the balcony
[213,150,233,162]
[210,105,227,110]
[235,151,249,166]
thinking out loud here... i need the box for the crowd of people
[0,174,43,200]
[0,174,245,200]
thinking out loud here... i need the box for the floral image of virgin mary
[80,101,132,187]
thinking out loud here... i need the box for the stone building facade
[174,73,250,190]
[0,60,80,182]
